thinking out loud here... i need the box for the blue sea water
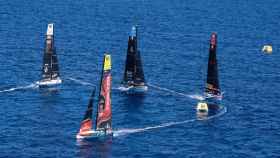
[0,0,279,157]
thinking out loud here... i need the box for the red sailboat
[76,54,112,140]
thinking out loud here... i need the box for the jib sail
[78,89,95,135]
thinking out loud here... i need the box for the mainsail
[123,26,145,85]
[205,33,221,96]
[78,89,95,135]
[95,54,112,131]
[42,24,60,80]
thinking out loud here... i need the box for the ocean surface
[0,0,279,157]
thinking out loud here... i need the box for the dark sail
[123,26,145,85]
[123,36,136,83]
[205,33,221,95]
[51,48,60,78]
[134,50,145,84]
[42,24,60,80]
[95,54,112,131]
[78,89,95,135]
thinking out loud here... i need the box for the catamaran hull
[36,78,62,87]
[120,85,148,94]
[76,130,113,141]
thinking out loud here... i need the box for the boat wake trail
[116,86,132,92]
[113,120,196,137]
[147,83,204,101]
[0,83,38,93]
[113,106,227,137]
[67,77,96,87]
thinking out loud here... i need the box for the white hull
[36,78,62,87]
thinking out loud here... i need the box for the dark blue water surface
[0,0,280,157]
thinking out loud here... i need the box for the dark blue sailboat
[204,33,222,99]
[197,33,222,117]
[121,26,148,93]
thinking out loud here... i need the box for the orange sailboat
[76,54,112,140]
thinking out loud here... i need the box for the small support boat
[204,33,222,100]
[196,101,221,119]
[36,23,62,87]
[77,54,113,140]
[121,26,148,94]
[196,102,209,119]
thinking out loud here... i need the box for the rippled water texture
[0,0,279,157]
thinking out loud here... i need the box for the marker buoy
[196,102,208,113]
[262,45,273,54]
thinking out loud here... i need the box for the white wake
[147,83,205,101]
[113,106,227,137]
[67,77,96,87]
[0,83,38,93]
[117,86,131,92]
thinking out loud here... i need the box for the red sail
[78,89,95,136]
[96,54,112,131]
